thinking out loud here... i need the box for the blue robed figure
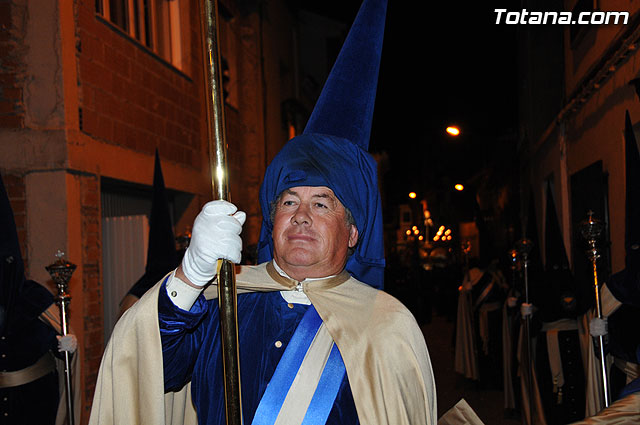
[88,1,437,424]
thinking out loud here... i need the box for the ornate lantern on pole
[45,250,76,425]
[579,211,610,408]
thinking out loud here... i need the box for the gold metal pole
[580,211,610,409]
[199,1,243,423]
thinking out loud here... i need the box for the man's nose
[291,204,311,225]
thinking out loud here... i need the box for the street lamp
[446,126,460,136]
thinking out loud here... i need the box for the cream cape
[437,399,485,425]
[89,262,437,425]
[569,391,640,424]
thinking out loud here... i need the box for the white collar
[273,260,337,305]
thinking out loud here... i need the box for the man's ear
[348,225,359,248]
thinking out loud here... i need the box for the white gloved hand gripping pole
[181,200,246,287]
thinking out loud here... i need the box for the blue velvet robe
[159,282,358,424]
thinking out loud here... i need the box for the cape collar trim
[265,261,351,292]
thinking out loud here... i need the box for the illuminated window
[96,0,187,70]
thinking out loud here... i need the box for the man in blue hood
[153,132,435,424]
[89,0,436,423]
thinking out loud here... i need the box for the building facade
[519,0,640,284]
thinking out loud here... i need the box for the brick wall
[0,1,25,129]
[2,173,28,271]
[76,0,204,167]
[79,173,102,419]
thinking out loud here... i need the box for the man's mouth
[287,233,315,242]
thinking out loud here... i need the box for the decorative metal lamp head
[579,210,604,261]
[579,210,604,241]
[45,250,77,291]
[516,238,533,261]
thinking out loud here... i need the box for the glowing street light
[454,184,464,191]
[446,126,460,136]
[409,192,417,199]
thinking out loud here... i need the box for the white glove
[521,302,533,318]
[181,200,246,287]
[590,317,608,337]
[507,296,518,308]
[57,334,77,353]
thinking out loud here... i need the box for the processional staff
[579,211,610,408]
[198,0,243,424]
[516,238,534,425]
[45,250,76,425]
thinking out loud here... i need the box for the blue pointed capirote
[257,0,387,289]
[303,0,387,151]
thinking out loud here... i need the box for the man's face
[272,186,358,281]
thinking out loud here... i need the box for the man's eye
[315,202,327,209]
[282,200,295,206]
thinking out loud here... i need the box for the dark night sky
[301,1,520,212]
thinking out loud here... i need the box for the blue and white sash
[252,306,346,425]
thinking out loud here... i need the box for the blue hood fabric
[256,0,387,289]
[257,134,385,289]
[303,0,386,151]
